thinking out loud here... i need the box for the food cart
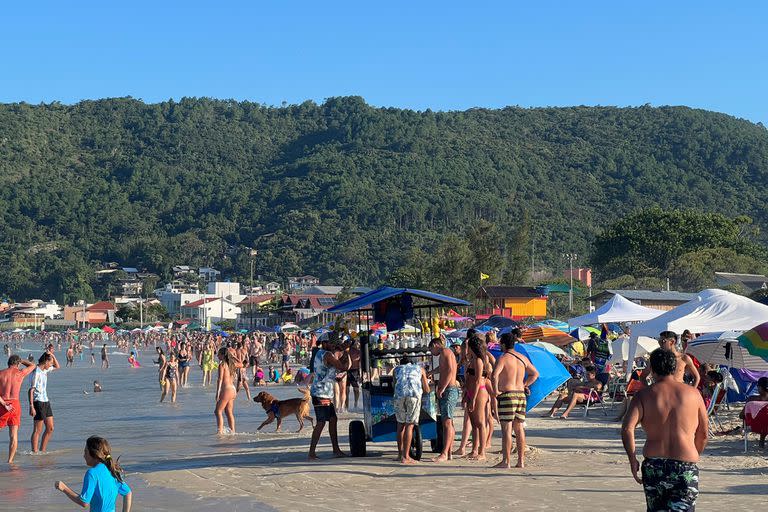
[325,286,471,460]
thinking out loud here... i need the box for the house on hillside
[237,294,278,329]
[288,275,320,292]
[588,290,696,312]
[475,286,548,320]
[714,272,768,293]
[303,285,344,296]
[198,267,221,283]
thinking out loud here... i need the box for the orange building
[475,286,548,320]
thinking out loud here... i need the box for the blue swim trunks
[439,386,460,420]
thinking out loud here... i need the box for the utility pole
[562,253,577,312]
[139,296,144,329]
[531,238,535,284]
[250,248,257,329]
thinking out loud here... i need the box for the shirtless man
[639,332,700,388]
[65,344,75,368]
[429,337,459,463]
[0,355,36,463]
[622,348,707,511]
[491,331,539,468]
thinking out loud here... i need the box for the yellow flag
[480,272,490,280]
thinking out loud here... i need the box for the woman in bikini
[465,335,490,461]
[160,352,179,403]
[215,347,238,434]
[178,342,191,387]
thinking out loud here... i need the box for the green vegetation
[1,97,768,301]
[593,208,767,290]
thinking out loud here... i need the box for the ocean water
[0,342,285,511]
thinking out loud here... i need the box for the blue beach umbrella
[490,344,570,411]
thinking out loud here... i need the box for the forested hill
[1,97,767,302]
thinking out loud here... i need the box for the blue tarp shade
[489,344,570,411]
[327,286,471,314]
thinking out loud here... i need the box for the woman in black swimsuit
[178,342,191,388]
[160,353,179,403]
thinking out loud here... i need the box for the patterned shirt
[394,363,423,398]
[310,349,336,399]
[29,367,52,402]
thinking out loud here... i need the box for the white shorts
[394,396,421,424]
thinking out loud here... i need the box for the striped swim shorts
[497,391,527,422]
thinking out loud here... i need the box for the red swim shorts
[0,400,21,428]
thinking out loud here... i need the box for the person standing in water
[215,347,238,434]
[622,349,708,512]
[29,351,61,454]
[55,436,132,511]
[160,352,179,403]
[101,344,110,369]
[0,355,36,463]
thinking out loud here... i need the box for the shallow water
[0,342,285,511]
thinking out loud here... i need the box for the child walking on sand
[54,436,132,511]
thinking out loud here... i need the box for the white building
[158,281,244,318]
[180,297,241,323]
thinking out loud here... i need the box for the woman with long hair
[465,335,489,461]
[160,352,179,403]
[54,436,132,511]
[154,347,166,387]
[215,346,238,434]
[178,342,192,387]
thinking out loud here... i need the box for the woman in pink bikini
[465,335,490,461]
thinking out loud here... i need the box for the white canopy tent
[568,293,663,327]
[610,335,659,363]
[628,289,768,371]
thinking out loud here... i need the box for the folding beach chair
[705,382,724,437]
[743,401,768,452]
[606,377,628,409]
[583,387,608,417]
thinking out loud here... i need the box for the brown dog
[253,388,314,432]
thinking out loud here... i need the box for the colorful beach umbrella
[521,326,577,347]
[490,344,570,411]
[528,341,568,357]
[738,322,768,361]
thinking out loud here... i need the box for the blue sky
[3,1,766,123]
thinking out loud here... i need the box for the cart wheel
[409,424,423,461]
[430,417,444,453]
[349,420,367,457]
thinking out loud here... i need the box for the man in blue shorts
[429,338,459,463]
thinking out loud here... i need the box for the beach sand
[140,407,768,512]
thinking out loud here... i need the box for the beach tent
[631,289,768,339]
[489,344,570,411]
[568,293,663,327]
[627,289,768,373]
[687,332,768,370]
[88,327,102,333]
[610,335,658,363]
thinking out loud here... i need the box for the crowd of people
[0,324,764,511]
